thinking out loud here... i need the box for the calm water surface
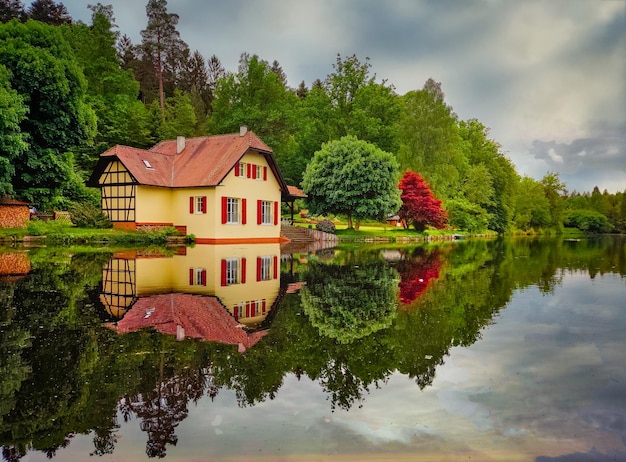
[0,237,625,461]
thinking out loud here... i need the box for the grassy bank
[0,221,187,246]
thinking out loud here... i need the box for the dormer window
[142,159,153,169]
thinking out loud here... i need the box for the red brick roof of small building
[112,293,267,350]
[90,131,285,191]
[0,197,30,206]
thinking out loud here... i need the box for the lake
[0,236,625,461]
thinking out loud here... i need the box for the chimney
[176,136,185,154]
[240,125,248,137]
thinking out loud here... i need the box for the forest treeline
[1,0,624,234]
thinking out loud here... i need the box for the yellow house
[88,127,291,243]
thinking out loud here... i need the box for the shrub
[69,203,112,229]
[316,219,336,234]
[26,219,72,236]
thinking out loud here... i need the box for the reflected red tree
[396,249,442,305]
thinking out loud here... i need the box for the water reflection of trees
[301,261,399,343]
[1,238,625,460]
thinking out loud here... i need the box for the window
[234,299,267,319]
[227,197,239,223]
[257,255,279,281]
[221,257,246,286]
[259,200,272,225]
[234,302,246,320]
[255,165,262,180]
[190,196,207,214]
[142,159,153,169]
[235,162,246,178]
[258,256,271,281]
[189,268,206,286]
[222,197,246,224]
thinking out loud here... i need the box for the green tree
[208,53,299,163]
[323,54,400,151]
[0,20,96,207]
[0,0,24,22]
[140,0,188,111]
[398,79,466,199]
[540,171,567,231]
[26,0,71,25]
[301,136,401,229]
[512,175,551,230]
[62,4,152,170]
[459,119,516,233]
[0,64,27,196]
[154,89,196,139]
[564,209,613,233]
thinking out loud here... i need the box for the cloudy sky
[62,0,626,193]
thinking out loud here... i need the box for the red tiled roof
[96,132,277,188]
[112,293,267,350]
[286,185,307,198]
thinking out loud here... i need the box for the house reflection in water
[101,244,281,351]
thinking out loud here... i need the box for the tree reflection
[300,261,399,344]
[395,247,442,304]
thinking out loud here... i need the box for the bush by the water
[69,203,112,229]
[316,219,336,234]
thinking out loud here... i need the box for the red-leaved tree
[398,171,448,231]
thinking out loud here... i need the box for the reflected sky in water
[109,271,618,461]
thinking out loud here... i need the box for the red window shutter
[246,302,250,317]
[256,257,262,281]
[189,268,194,285]
[201,196,207,213]
[235,163,240,176]
[263,166,267,181]
[273,256,278,279]
[234,306,239,320]
[242,198,247,224]
[189,196,194,214]
[201,269,207,286]
[220,259,227,286]
[247,163,251,178]
[257,200,262,225]
[221,196,227,224]
[241,258,246,283]
[262,299,267,314]
[274,201,279,225]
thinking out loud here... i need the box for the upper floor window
[235,162,246,178]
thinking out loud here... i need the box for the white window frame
[238,162,246,178]
[226,258,240,285]
[261,200,272,225]
[255,165,262,180]
[227,198,240,224]
[259,256,272,281]
[195,196,204,214]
